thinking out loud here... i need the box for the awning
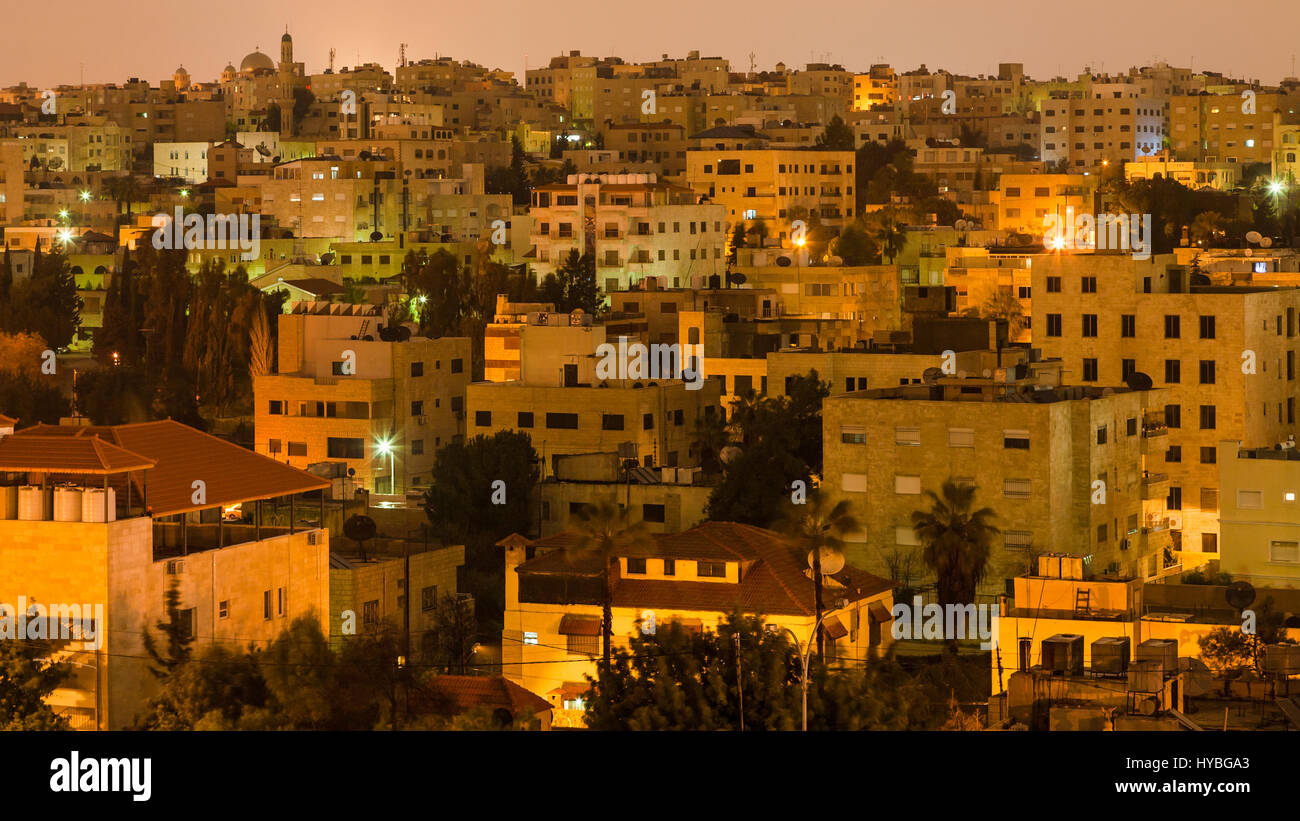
[822,615,848,640]
[548,681,590,700]
[868,600,893,623]
[558,614,601,636]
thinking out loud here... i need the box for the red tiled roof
[0,434,155,474]
[423,675,552,716]
[14,420,328,515]
[518,521,894,617]
[0,414,18,426]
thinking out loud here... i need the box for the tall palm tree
[873,212,907,263]
[911,479,998,652]
[776,492,859,657]
[566,499,654,674]
[974,288,1026,340]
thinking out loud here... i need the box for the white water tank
[17,486,49,521]
[53,486,83,522]
[82,487,116,523]
[0,485,16,520]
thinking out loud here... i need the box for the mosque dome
[240,50,275,73]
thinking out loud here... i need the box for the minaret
[278,29,296,136]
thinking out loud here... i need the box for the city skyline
[3,0,1299,88]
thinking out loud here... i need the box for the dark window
[450,358,464,373]
[1164,359,1180,383]
[268,400,284,415]
[673,409,684,426]
[475,410,492,426]
[1166,445,1181,463]
[643,413,654,430]
[1200,446,1217,464]
[1082,358,1098,381]
[697,561,726,578]
[626,557,647,574]
[663,558,676,575]
[1081,276,1097,293]
[1198,315,1215,339]
[1126,417,1137,436]
[1164,315,1180,338]
[1199,360,1215,384]
[601,414,624,430]
[518,412,534,428]
[1121,359,1136,381]
[642,503,666,523]
[1096,425,1107,445]
[326,438,364,459]
[1046,314,1062,337]
[1046,276,1061,293]
[411,362,424,377]
[546,413,579,429]
[1202,533,1219,553]
[1199,405,1216,430]
[1165,404,1181,428]
[1004,433,1030,449]
[421,586,438,611]
[1082,314,1098,337]
[1167,486,1182,511]
[1121,315,1135,337]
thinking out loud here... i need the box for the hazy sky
[3,0,1297,88]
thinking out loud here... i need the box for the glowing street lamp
[78,190,91,202]
[58,208,70,222]
[374,436,396,494]
[1268,180,1286,196]
[57,229,74,245]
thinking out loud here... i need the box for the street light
[374,436,396,494]
[768,600,847,731]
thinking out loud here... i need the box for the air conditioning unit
[307,532,320,546]
[165,559,185,575]
[1091,637,1130,675]
[1127,659,1163,693]
[1042,634,1085,675]
[1262,643,1300,675]
[1136,638,1178,677]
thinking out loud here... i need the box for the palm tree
[911,479,998,653]
[689,413,729,475]
[872,212,907,263]
[975,288,1026,339]
[776,492,859,657]
[566,499,654,674]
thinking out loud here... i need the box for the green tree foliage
[584,615,941,730]
[0,640,71,730]
[833,223,878,265]
[815,115,855,150]
[911,479,999,650]
[425,593,478,673]
[0,241,82,350]
[553,249,601,314]
[142,580,194,680]
[707,372,829,527]
[485,136,532,206]
[855,138,935,209]
[1198,627,1254,696]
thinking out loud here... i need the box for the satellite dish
[809,547,846,576]
[921,367,943,384]
[1225,581,1256,611]
[775,255,792,267]
[828,256,844,266]
[727,272,747,285]
[1261,236,1273,248]
[719,445,742,465]
[369,230,383,242]
[1244,248,1253,257]
[955,219,969,230]
[1246,230,1262,244]
[343,514,377,560]
[1124,371,1153,391]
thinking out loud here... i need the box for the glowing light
[58,209,69,220]
[374,437,394,457]
[57,229,74,244]
[79,190,91,202]
[1049,237,1067,251]
[179,189,189,198]
[1268,180,1286,195]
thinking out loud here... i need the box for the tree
[775,492,858,656]
[688,412,728,475]
[727,222,747,266]
[137,642,268,731]
[142,581,195,679]
[426,593,478,673]
[555,249,600,314]
[0,640,70,730]
[867,209,908,263]
[3,241,82,350]
[833,223,877,265]
[248,300,272,379]
[566,499,654,675]
[971,288,1025,339]
[815,115,855,150]
[1198,627,1254,696]
[402,248,467,338]
[911,479,998,652]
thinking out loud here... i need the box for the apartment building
[537,452,711,537]
[528,173,726,292]
[152,140,209,182]
[600,122,688,176]
[852,65,898,111]
[1040,84,1166,170]
[1123,156,1239,191]
[684,149,855,233]
[1031,253,1300,562]
[0,139,23,223]
[1217,441,1300,588]
[995,172,1096,235]
[502,521,895,725]
[14,120,131,172]
[1171,91,1299,165]
[254,303,471,494]
[823,372,1172,593]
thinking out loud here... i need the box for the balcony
[1140,472,1170,499]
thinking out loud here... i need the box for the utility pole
[734,631,744,731]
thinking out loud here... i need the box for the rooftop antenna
[399,43,407,68]
[329,48,336,73]
[749,51,756,76]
